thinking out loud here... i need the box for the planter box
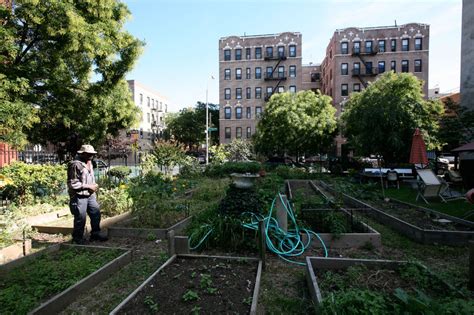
[32,211,132,235]
[318,180,474,245]
[111,254,262,315]
[0,239,32,264]
[0,243,131,314]
[24,208,69,226]
[286,180,381,249]
[107,216,193,239]
[305,257,458,312]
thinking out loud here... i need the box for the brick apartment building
[320,23,430,154]
[218,32,320,143]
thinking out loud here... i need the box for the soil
[117,256,258,315]
[369,199,474,231]
[115,212,188,229]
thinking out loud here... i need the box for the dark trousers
[69,194,101,240]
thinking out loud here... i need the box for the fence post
[258,219,266,270]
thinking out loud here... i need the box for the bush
[0,162,66,204]
[218,184,264,215]
[107,166,131,183]
[204,161,261,177]
[98,186,132,217]
[274,165,322,180]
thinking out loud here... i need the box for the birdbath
[230,173,260,189]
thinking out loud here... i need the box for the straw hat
[77,144,97,154]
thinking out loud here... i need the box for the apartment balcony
[264,53,287,61]
[264,73,287,81]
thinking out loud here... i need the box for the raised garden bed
[108,216,193,239]
[31,211,132,235]
[286,180,381,249]
[305,257,471,313]
[318,180,474,245]
[0,238,31,264]
[0,243,130,314]
[111,254,262,315]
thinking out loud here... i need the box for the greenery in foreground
[0,246,123,315]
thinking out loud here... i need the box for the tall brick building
[219,32,319,143]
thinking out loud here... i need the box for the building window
[289,85,296,93]
[236,107,242,119]
[401,60,409,72]
[353,62,360,75]
[246,48,251,60]
[225,127,231,139]
[391,61,396,72]
[341,63,348,75]
[147,113,150,123]
[255,87,262,99]
[256,106,262,118]
[414,59,422,72]
[246,87,251,99]
[266,86,273,98]
[224,69,231,80]
[391,39,397,52]
[378,61,385,74]
[246,68,251,79]
[289,65,296,77]
[278,66,285,78]
[255,67,262,79]
[378,40,385,52]
[415,38,422,50]
[402,39,409,51]
[139,93,143,104]
[225,107,231,119]
[266,46,273,58]
[365,62,373,74]
[147,97,150,106]
[255,47,262,59]
[289,45,296,57]
[365,41,373,54]
[341,84,348,96]
[341,42,348,54]
[236,88,242,99]
[224,88,231,100]
[278,86,284,93]
[266,66,273,79]
[278,46,285,57]
[311,73,320,82]
[235,48,242,60]
[353,83,361,92]
[353,41,361,54]
[236,127,242,139]
[246,127,251,138]
[246,107,251,119]
[224,49,231,61]
[236,68,242,80]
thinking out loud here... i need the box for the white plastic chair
[416,169,445,204]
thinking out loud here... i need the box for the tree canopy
[438,97,474,152]
[0,0,143,152]
[254,90,337,157]
[342,72,444,163]
[165,102,219,149]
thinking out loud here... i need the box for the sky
[123,0,462,112]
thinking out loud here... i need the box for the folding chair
[416,169,446,204]
[385,170,399,189]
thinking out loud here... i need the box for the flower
[119,184,127,190]
[0,175,14,188]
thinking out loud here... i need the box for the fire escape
[351,43,378,88]
[264,50,287,101]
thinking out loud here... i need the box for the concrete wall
[461,0,474,111]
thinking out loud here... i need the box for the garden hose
[189,193,328,266]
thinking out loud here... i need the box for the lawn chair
[446,169,463,186]
[416,169,446,204]
[385,170,400,189]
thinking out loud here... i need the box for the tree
[165,102,219,149]
[342,72,444,163]
[0,0,143,152]
[438,97,474,152]
[254,90,337,157]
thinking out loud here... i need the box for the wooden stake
[258,219,266,270]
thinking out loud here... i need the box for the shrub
[98,186,132,217]
[0,162,66,204]
[107,166,131,183]
[204,161,261,177]
[218,184,264,215]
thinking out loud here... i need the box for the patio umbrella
[409,128,428,168]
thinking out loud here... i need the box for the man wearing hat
[67,144,108,244]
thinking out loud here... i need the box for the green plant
[199,273,213,288]
[204,161,261,177]
[98,187,132,217]
[107,166,131,184]
[242,297,252,306]
[190,306,202,314]
[182,289,200,301]
[320,289,389,315]
[143,295,159,312]
[218,184,264,215]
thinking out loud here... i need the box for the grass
[384,186,473,219]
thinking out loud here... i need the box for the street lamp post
[205,76,214,165]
